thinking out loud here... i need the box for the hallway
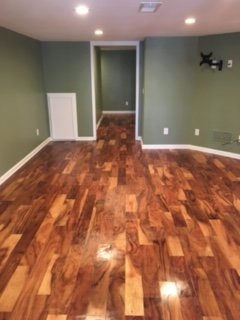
[0,115,240,319]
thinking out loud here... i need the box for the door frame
[90,41,140,140]
[47,92,78,141]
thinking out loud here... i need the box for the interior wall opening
[91,41,140,140]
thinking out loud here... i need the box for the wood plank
[63,160,76,174]
[46,315,67,320]
[0,234,22,270]
[160,281,183,320]
[49,194,67,219]
[194,268,222,317]
[210,219,240,274]
[9,228,60,319]
[38,254,59,295]
[167,236,184,257]
[125,255,144,316]
[0,115,238,320]
[137,220,152,245]
[108,177,118,190]
[126,194,138,213]
[0,266,28,312]
[86,253,111,317]
[48,246,82,314]
[97,140,104,149]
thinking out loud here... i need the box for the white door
[47,93,78,140]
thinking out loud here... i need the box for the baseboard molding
[189,145,240,160]
[2,138,238,187]
[142,144,189,150]
[141,142,240,159]
[76,136,96,141]
[96,115,104,129]
[0,137,52,186]
[102,111,135,114]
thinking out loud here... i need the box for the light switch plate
[195,128,200,136]
[163,128,169,135]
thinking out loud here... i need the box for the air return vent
[213,131,232,143]
[139,1,162,13]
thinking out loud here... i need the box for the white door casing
[90,41,140,140]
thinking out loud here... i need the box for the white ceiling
[0,0,239,41]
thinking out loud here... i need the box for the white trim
[141,142,240,159]
[90,41,140,141]
[188,145,240,160]
[76,136,95,141]
[102,111,135,114]
[0,138,52,186]
[142,144,189,150]
[90,44,97,140]
[135,41,140,141]
[91,41,139,46]
[96,114,104,129]
[47,93,78,141]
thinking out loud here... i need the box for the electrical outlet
[36,128,39,136]
[227,60,233,68]
[195,128,200,136]
[211,60,217,69]
[163,128,169,135]
[238,135,240,143]
[125,101,129,106]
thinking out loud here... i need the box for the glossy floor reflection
[0,115,240,319]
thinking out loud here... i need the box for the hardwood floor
[0,114,240,319]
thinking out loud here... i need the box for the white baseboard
[142,144,189,150]
[141,142,240,160]
[2,137,238,187]
[76,136,96,141]
[102,111,135,114]
[0,137,52,186]
[96,115,104,129]
[189,145,240,160]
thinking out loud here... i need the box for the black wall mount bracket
[200,52,223,71]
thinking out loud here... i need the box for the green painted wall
[142,33,240,154]
[41,42,93,137]
[190,33,240,153]
[1,28,239,176]
[143,37,198,144]
[0,28,49,177]
[101,50,136,111]
[94,47,103,122]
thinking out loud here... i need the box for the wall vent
[213,131,232,143]
[139,1,162,13]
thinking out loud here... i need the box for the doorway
[90,41,140,140]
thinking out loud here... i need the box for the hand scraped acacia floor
[0,115,240,320]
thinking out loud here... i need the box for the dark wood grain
[0,114,240,319]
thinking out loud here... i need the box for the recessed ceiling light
[75,5,89,15]
[95,29,103,36]
[185,17,196,25]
